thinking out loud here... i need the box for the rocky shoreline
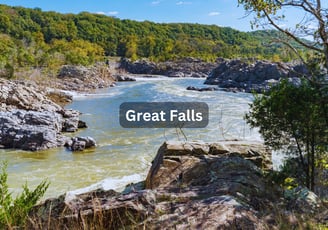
[0,63,116,151]
[27,141,327,229]
[118,58,307,93]
[204,59,307,93]
[1,59,326,228]
[118,57,219,78]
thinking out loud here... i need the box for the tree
[238,0,328,123]
[245,79,326,191]
[238,0,328,64]
[239,0,328,191]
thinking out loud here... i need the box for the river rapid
[1,78,269,199]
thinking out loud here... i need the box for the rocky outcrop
[56,64,115,91]
[119,57,218,78]
[204,59,307,93]
[0,79,91,151]
[0,79,62,112]
[145,141,272,189]
[27,140,328,229]
[0,110,64,150]
[186,86,218,91]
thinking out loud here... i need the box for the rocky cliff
[204,59,307,93]
[0,78,94,151]
[27,141,326,229]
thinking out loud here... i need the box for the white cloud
[108,11,119,16]
[176,1,192,5]
[208,11,220,16]
[95,11,106,15]
[277,23,287,28]
[151,1,161,5]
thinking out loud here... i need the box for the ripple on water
[1,78,262,199]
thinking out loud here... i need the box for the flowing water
[1,78,271,199]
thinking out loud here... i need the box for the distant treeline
[0,4,303,72]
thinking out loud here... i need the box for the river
[1,78,267,199]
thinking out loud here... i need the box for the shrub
[0,161,49,229]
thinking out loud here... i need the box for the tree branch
[263,10,323,53]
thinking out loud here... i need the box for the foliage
[0,162,49,229]
[245,79,327,191]
[0,3,306,71]
[237,0,328,69]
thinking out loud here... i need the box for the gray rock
[186,86,218,91]
[119,57,218,78]
[65,136,96,151]
[61,109,81,132]
[0,110,63,151]
[285,186,323,214]
[114,75,136,81]
[56,64,115,91]
[0,79,90,151]
[167,71,185,78]
[204,59,308,93]
[0,79,62,112]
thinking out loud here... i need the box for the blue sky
[1,0,256,31]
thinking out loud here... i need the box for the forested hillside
[0,4,301,75]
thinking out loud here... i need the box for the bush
[0,161,49,229]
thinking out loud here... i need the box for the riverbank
[1,61,326,228]
[27,140,327,229]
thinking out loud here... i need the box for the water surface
[1,78,262,198]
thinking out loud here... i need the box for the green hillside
[0,4,303,74]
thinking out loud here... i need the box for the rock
[0,78,62,112]
[78,120,87,129]
[204,59,308,93]
[61,109,81,132]
[114,75,136,81]
[56,64,115,92]
[284,186,323,214]
[146,140,272,189]
[119,57,219,78]
[186,86,218,91]
[65,136,96,151]
[0,79,89,151]
[27,141,327,229]
[167,71,185,78]
[0,110,63,151]
[46,90,73,107]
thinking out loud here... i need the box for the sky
[1,0,257,31]
[1,0,318,33]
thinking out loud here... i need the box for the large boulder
[27,141,327,229]
[146,141,272,189]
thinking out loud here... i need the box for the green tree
[238,0,328,124]
[245,79,327,191]
[239,0,328,191]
